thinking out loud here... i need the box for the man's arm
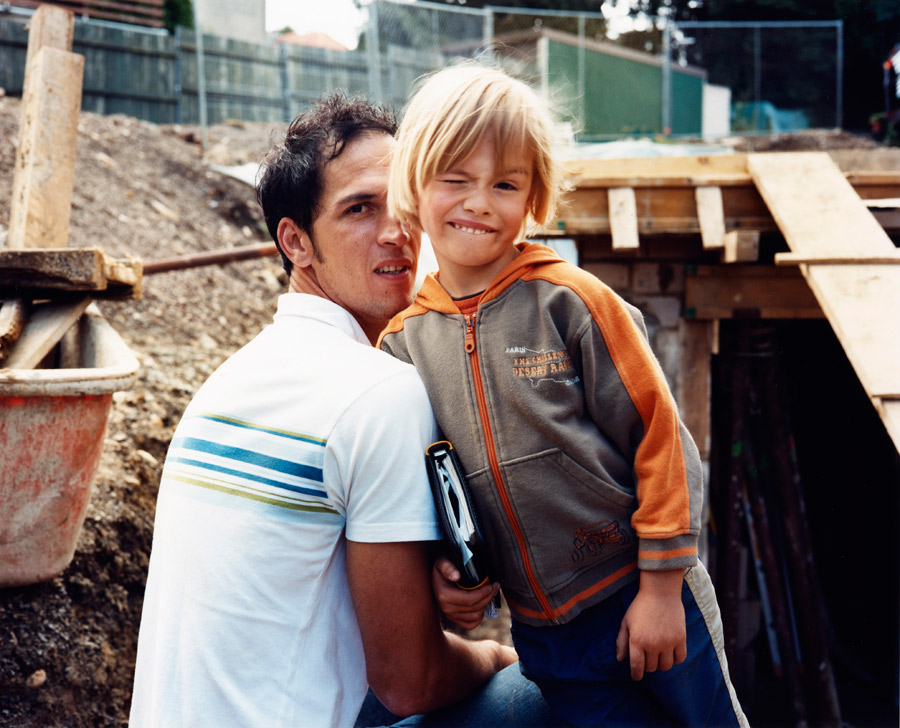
[347,540,516,717]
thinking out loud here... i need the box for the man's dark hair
[256,93,398,275]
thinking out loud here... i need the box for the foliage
[164,0,195,33]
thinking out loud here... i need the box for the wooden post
[7,6,84,250]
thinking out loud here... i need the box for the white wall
[194,0,266,44]
[702,83,732,140]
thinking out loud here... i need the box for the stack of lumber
[1,5,142,370]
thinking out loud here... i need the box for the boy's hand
[432,557,500,630]
[615,569,686,681]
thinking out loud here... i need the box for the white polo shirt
[130,293,441,728]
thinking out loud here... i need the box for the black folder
[424,440,493,591]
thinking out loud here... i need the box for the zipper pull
[464,314,476,354]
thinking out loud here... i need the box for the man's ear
[278,218,316,268]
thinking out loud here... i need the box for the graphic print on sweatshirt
[506,346,581,387]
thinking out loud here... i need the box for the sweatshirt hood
[415,242,565,314]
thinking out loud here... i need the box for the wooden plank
[748,152,900,423]
[565,153,751,187]
[3,297,91,370]
[0,248,142,299]
[0,248,105,289]
[7,46,85,250]
[876,400,900,454]
[747,152,896,259]
[0,300,29,363]
[676,319,712,459]
[684,265,822,320]
[695,186,726,250]
[723,230,760,263]
[607,187,639,250]
[775,252,900,266]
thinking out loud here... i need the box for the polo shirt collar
[275,293,371,346]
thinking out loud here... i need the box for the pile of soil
[0,94,888,726]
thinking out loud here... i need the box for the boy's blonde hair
[389,63,566,237]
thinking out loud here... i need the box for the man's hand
[432,557,500,630]
[615,569,686,681]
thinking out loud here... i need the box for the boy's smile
[419,135,533,298]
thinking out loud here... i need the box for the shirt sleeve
[327,366,442,544]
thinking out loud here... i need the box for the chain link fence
[367,0,843,140]
[0,0,843,137]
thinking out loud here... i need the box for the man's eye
[347,203,366,214]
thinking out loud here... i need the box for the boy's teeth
[453,223,488,235]
[377,265,404,273]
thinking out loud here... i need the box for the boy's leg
[511,584,673,728]
[644,561,750,728]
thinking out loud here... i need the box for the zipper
[463,314,556,621]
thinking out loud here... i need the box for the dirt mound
[0,94,888,726]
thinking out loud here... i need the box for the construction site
[1,4,899,727]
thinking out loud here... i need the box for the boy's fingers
[675,641,687,665]
[629,646,646,681]
[615,620,628,662]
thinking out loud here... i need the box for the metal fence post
[483,6,494,63]
[578,13,586,135]
[174,25,183,124]
[662,17,671,135]
[367,0,383,103]
[279,41,291,123]
[836,20,843,129]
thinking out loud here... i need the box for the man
[129,94,522,728]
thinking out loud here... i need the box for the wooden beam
[723,230,760,263]
[3,297,91,370]
[608,187,640,250]
[0,300,29,363]
[684,265,822,320]
[0,248,142,299]
[695,186,726,250]
[23,4,74,68]
[677,319,713,459]
[7,45,84,250]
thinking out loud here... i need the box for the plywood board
[3,297,91,370]
[608,187,639,250]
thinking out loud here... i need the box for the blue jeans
[511,562,748,728]
[355,663,558,727]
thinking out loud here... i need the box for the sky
[266,0,365,49]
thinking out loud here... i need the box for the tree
[164,0,195,33]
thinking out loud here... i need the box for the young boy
[380,64,748,727]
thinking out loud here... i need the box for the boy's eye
[496,181,518,191]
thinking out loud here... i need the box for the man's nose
[377,214,409,246]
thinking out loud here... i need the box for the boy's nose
[463,188,491,215]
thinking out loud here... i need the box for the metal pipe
[142,243,278,275]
